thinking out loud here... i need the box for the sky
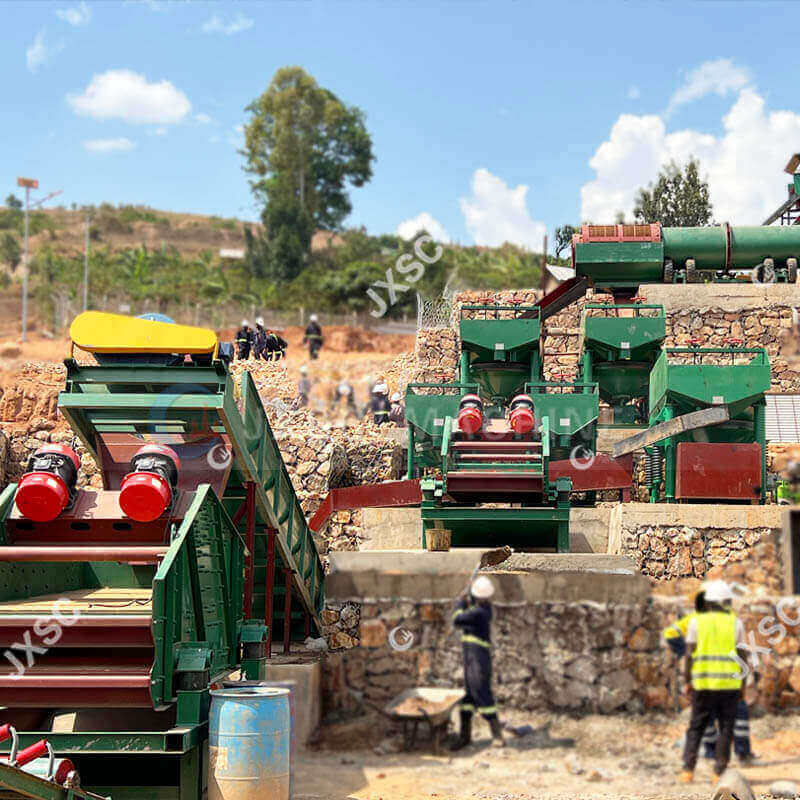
[3,0,800,252]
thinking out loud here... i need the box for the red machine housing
[675,442,762,501]
[508,394,535,434]
[14,444,80,523]
[119,444,181,522]
[457,394,483,435]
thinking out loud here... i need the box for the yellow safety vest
[663,611,694,643]
[690,611,743,691]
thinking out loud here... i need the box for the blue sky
[3,0,800,250]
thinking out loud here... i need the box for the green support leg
[179,745,204,800]
[530,350,541,384]
[755,401,767,504]
[556,521,570,553]
[662,405,676,502]
[460,351,470,385]
[582,352,593,391]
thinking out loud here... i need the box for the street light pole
[16,177,38,343]
[83,209,90,312]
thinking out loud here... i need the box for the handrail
[440,416,453,481]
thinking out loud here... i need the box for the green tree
[5,194,22,211]
[242,66,374,282]
[633,158,712,226]
[554,225,577,257]
[0,233,21,270]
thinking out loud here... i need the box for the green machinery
[579,301,666,424]
[406,305,599,552]
[0,312,324,799]
[572,223,800,286]
[645,345,772,503]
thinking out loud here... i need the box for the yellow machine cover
[70,311,218,355]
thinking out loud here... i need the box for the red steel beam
[0,616,152,649]
[243,482,256,619]
[308,479,422,532]
[283,569,292,655]
[265,527,276,658]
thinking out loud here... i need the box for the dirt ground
[296,710,800,800]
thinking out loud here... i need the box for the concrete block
[360,507,421,550]
[263,661,322,746]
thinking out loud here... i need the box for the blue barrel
[209,687,290,800]
[224,680,297,799]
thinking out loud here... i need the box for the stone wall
[322,594,800,716]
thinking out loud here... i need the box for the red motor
[509,394,535,434]
[15,444,80,522]
[119,444,180,523]
[457,394,484,435]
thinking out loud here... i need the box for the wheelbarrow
[382,687,464,754]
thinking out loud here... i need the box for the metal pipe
[0,547,166,562]
[459,351,469,384]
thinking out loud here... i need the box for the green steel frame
[647,347,771,502]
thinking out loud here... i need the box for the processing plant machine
[645,343,771,502]
[572,223,800,287]
[579,298,666,425]
[0,312,325,799]
[405,304,601,552]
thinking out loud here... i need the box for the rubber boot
[450,711,473,751]
[488,715,506,748]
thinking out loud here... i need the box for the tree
[242,66,374,282]
[0,233,21,271]
[5,194,22,211]
[633,159,712,227]
[554,225,577,257]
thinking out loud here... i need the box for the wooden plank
[0,588,152,615]
[612,405,731,458]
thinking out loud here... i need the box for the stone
[329,631,356,649]
[359,618,387,648]
[597,669,635,713]
[627,627,654,652]
[769,780,798,799]
[564,655,598,684]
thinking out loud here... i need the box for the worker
[680,579,747,783]
[370,380,390,425]
[235,320,252,360]
[296,366,312,408]
[267,329,288,361]
[389,391,406,427]
[332,378,359,417]
[252,317,267,360]
[663,584,757,768]
[303,314,323,359]
[451,575,505,750]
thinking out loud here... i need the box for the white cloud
[227,123,244,148]
[195,112,214,125]
[459,168,546,249]
[84,137,137,154]
[26,30,64,73]
[581,80,800,224]
[396,212,450,243]
[666,58,750,116]
[627,86,641,101]
[67,69,191,124]
[202,13,254,35]
[56,1,91,26]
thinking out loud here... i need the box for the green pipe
[663,225,800,270]
[582,352,593,394]
[530,349,541,384]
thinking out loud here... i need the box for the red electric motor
[457,394,484,435]
[509,394,535,435]
[119,444,181,523]
[15,444,80,522]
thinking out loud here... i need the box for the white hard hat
[300,365,308,375]
[256,316,264,326]
[310,314,318,322]
[374,382,388,395]
[391,392,401,402]
[471,575,495,599]
[703,580,733,604]
[241,319,249,327]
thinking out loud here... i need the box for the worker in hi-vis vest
[663,584,756,768]
[680,579,748,783]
